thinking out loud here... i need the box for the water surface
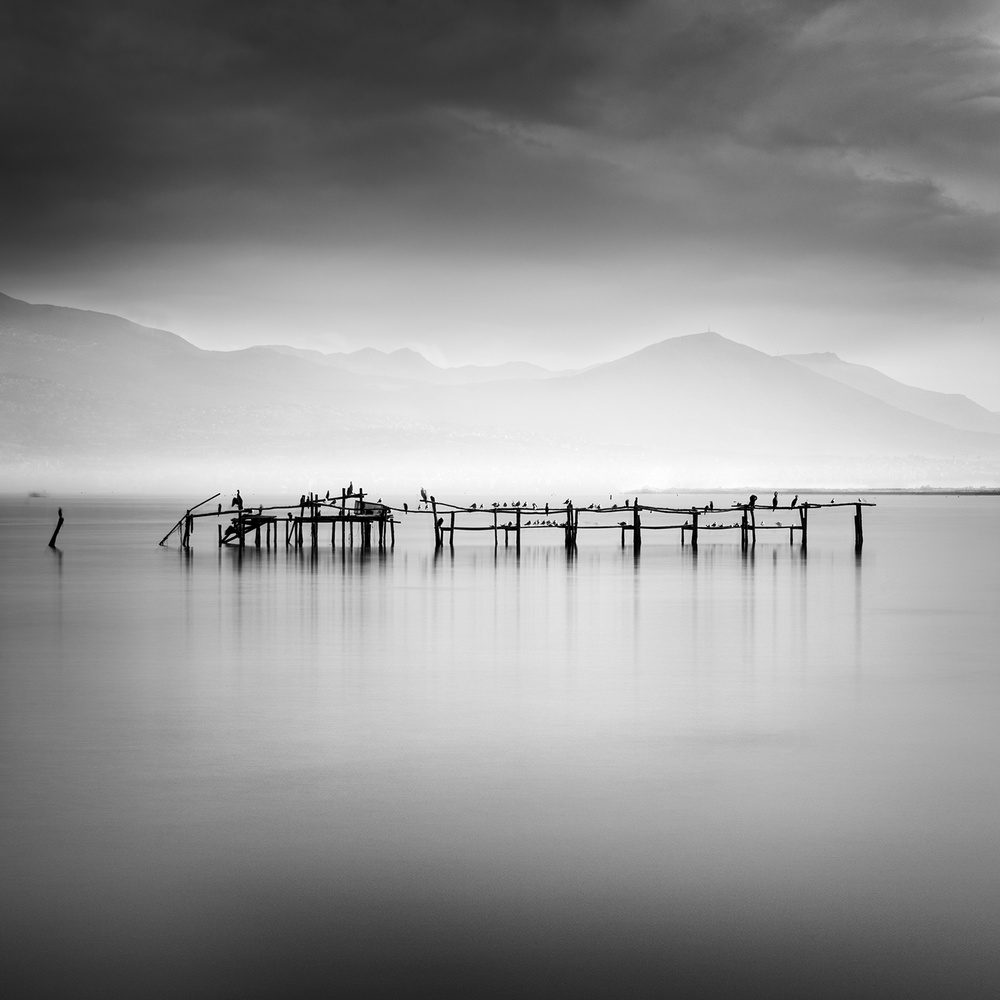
[2,493,999,998]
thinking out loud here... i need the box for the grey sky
[2,0,998,403]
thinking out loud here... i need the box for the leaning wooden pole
[48,507,65,548]
[159,492,221,546]
[431,496,441,549]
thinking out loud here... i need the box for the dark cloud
[1,0,998,355]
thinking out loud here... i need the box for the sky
[2,0,999,404]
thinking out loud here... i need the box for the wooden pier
[426,497,873,554]
[159,489,395,552]
[160,490,872,554]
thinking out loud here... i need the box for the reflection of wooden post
[48,508,65,548]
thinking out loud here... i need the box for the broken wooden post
[48,508,65,548]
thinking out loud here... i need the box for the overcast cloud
[2,0,998,402]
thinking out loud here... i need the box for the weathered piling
[854,502,864,550]
[48,507,64,548]
[632,498,641,551]
[691,509,699,552]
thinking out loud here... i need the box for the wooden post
[855,503,864,550]
[565,504,573,549]
[431,497,440,548]
[800,504,808,548]
[390,517,395,547]
[255,520,261,549]
[691,509,699,552]
[239,516,245,550]
[449,511,455,550]
[621,522,626,548]
[750,506,756,547]
[218,523,223,547]
[741,508,748,549]
[182,512,191,549]
[632,499,641,551]
[515,506,521,554]
[493,509,499,549]
[48,508,65,548]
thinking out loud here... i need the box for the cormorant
[772,492,778,509]
[791,495,798,507]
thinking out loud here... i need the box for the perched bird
[772,492,778,509]
[420,487,428,503]
[791,495,798,507]
[403,503,408,514]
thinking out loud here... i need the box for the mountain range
[2,291,998,492]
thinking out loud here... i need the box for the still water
[2,494,999,998]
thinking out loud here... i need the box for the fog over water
[2,494,999,998]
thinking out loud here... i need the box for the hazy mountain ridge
[783,351,1000,434]
[265,344,573,384]
[2,293,999,491]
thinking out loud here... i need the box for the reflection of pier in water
[160,490,873,554]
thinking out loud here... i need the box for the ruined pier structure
[161,492,872,553]
[428,496,872,554]
[159,489,394,551]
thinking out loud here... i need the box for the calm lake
[2,493,999,998]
